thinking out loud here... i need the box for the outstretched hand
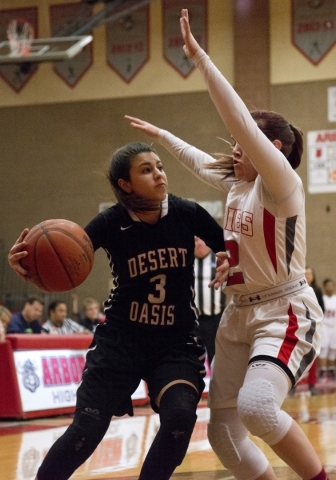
[124,115,160,141]
[8,228,30,280]
[208,251,230,290]
[180,9,201,59]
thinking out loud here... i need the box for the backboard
[0,35,92,64]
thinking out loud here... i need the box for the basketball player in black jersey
[9,141,229,480]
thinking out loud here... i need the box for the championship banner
[0,8,38,93]
[291,0,336,65]
[50,3,93,87]
[106,4,149,83]
[162,0,207,78]
[307,129,336,193]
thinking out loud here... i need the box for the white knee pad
[237,378,292,445]
[208,409,269,480]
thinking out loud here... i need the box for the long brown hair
[251,110,303,169]
[206,110,303,178]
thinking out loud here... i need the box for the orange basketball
[20,219,94,293]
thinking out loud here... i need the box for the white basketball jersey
[159,50,307,297]
[223,177,306,294]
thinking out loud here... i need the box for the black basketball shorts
[76,323,206,417]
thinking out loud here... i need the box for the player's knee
[208,421,242,468]
[208,420,269,480]
[160,407,197,465]
[159,383,198,430]
[159,386,198,465]
[37,409,111,480]
[237,379,292,445]
[162,406,197,457]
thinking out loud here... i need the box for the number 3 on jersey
[225,240,245,286]
[148,274,166,303]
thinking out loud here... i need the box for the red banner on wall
[106,5,149,83]
[0,8,38,93]
[291,0,336,65]
[50,3,93,87]
[162,0,207,78]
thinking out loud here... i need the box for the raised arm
[180,9,200,59]
[125,115,232,191]
[180,9,299,203]
[124,115,160,141]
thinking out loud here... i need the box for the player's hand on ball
[124,115,160,140]
[8,228,30,279]
[208,251,230,290]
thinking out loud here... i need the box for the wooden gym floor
[1,382,336,480]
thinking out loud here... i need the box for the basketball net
[7,18,34,57]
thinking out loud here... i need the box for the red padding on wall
[6,334,93,350]
[0,341,23,416]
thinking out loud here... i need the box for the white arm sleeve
[158,129,233,193]
[192,50,300,205]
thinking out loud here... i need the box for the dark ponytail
[204,110,303,177]
[287,124,303,170]
[251,110,303,170]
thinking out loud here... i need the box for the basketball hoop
[7,18,34,57]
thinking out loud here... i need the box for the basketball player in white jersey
[125,9,327,480]
[320,278,336,380]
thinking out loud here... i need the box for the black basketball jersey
[84,194,224,335]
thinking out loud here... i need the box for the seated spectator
[0,305,12,341]
[7,296,44,334]
[79,297,105,333]
[42,301,90,334]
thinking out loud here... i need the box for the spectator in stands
[7,296,44,334]
[306,267,325,394]
[0,305,12,341]
[79,297,105,333]
[320,278,336,381]
[42,301,90,335]
[306,266,325,310]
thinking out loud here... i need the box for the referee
[194,236,226,366]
